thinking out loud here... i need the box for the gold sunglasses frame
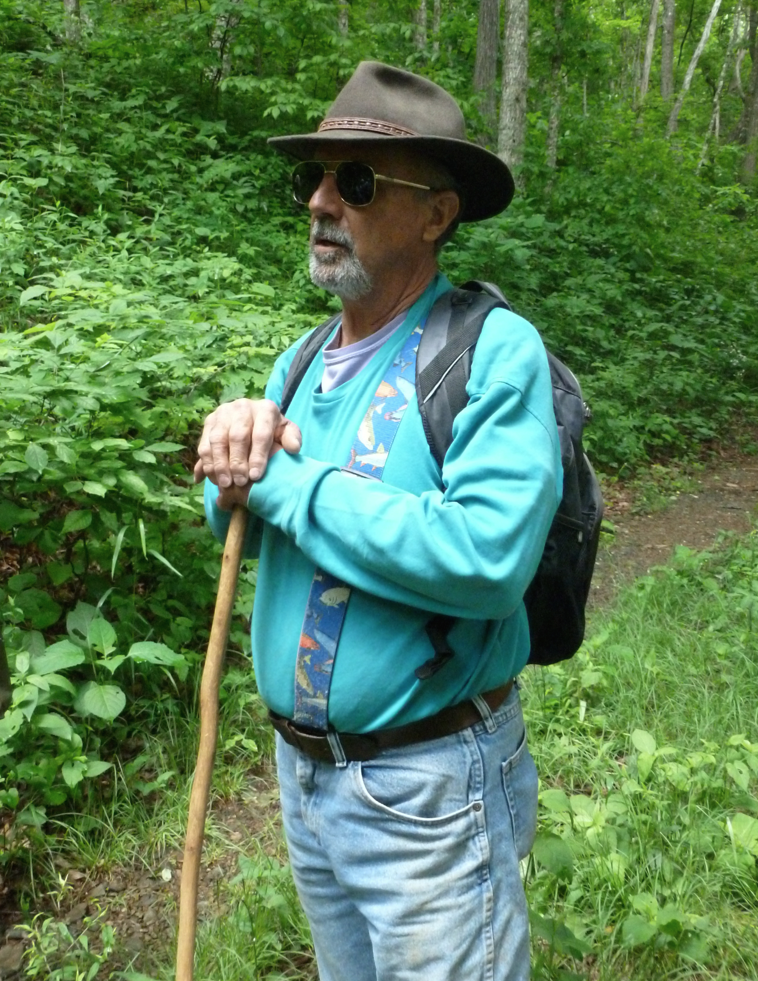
[292,161,433,208]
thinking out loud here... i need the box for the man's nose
[308,171,344,218]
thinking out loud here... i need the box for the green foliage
[522,529,758,979]
[21,905,115,981]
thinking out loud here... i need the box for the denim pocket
[501,729,539,860]
[357,742,477,824]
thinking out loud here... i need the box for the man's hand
[194,399,302,509]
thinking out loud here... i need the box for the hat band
[318,117,417,138]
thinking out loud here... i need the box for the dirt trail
[0,456,756,978]
[591,455,757,609]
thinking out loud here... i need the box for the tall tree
[432,0,442,56]
[666,0,724,135]
[546,0,564,170]
[63,0,81,42]
[741,4,758,179]
[414,0,428,50]
[474,0,500,141]
[498,0,530,174]
[338,0,349,36]
[639,0,661,104]
[661,0,676,98]
[698,1,742,169]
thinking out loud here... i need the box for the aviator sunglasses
[291,160,433,208]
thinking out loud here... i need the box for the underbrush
[18,525,753,981]
[523,528,758,980]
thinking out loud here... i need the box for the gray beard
[309,220,372,301]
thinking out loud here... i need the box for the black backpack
[280,280,604,669]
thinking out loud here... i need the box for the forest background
[1,0,758,978]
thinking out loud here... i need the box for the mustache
[310,219,356,251]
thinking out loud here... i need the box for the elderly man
[196,62,561,981]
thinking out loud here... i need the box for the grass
[522,529,758,980]
[13,528,758,980]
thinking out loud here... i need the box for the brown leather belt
[269,679,514,764]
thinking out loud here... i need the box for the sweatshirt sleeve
[244,309,562,620]
[203,333,306,556]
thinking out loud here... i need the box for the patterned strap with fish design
[292,321,424,729]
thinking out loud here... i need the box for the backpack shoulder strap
[416,285,508,467]
[279,314,340,415]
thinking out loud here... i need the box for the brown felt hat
[268,61,514,222]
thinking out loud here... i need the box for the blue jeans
[275,683,538,981]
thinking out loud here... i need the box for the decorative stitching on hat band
[318,117,418,137]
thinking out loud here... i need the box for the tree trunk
[210,0,242,86]
[474,0,500,141]
[741,6,758,179]
[414,0,428,50]
[338,0,349,36]
[63,0,81,42]
[639,0,661,103]
[432,0,441,56]
[731,7,757,136]
[498,0,530,175]
[698,1,742,170]
[661,0,676,98]
[666,0,723,136]
[546,0,564,170]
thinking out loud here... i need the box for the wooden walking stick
[176,504,249,981]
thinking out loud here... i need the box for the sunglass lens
[292,162,326,204]
[335,162,375,206]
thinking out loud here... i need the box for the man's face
[305,146,443,302]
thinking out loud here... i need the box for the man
[195,61,562,981]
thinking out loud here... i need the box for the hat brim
[268,132,514,223]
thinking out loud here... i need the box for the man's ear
[422,190,461,244]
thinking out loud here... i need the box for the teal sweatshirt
[205,274,562,733]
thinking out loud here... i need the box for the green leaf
[631,729,657,754]
[148,548,183,578]
[15,589,62,629]
[45,673,77,695]
[127,642,185,669]
[0,709,24,742]
[35,712,74,741]
[119,471,150,497]
[85,759,112,778]
[132,450,156,464]
[62,760,86,788]
[67,601,98,645]
[47,562,73,586]
[540,788,571,812]
[19,284,49,305]
[8,572,37,592]
[16,804,46,828]
[24,443,49,473]
[111,525,128,579]
[138,518,147,557]
[82,481,108,497]
[726,760,750,792]
[145,441,185,452]
[621,914,658,947]
[87,618,117,656]
[55,442,77,465]
[33,640,86,675]
[74,682,126,720]
[0,502,37,531]
[730,813,758,855]
[63,510,93,533]
[532,832,574,880]
[98,655,126,674]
